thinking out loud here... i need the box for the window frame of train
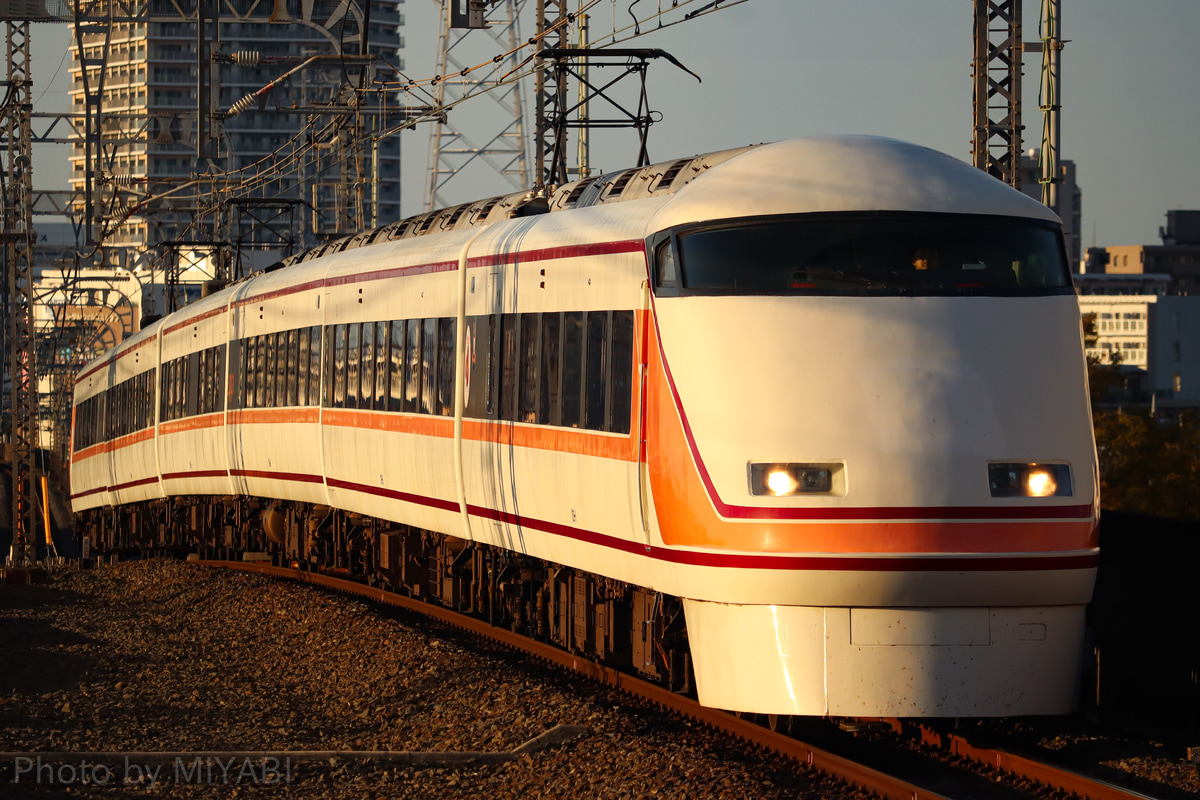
[646,212,1074,297]
[486,310,633,433]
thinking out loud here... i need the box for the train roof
[648,136,1062,232]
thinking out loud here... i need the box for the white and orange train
[71,136,1099,717]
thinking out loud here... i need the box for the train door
[476,268,522,549]
[633,282,652,548]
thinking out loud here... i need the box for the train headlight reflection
[988,463,1071,497]
[750,463,836,496]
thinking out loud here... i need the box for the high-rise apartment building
[69,1,406,258]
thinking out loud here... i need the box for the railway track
[195,559,1170,800]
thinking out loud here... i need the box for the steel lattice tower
[1,17,39,565]
[426,0,530,211]
[971,0,1022,188]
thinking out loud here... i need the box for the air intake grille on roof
[563,177,598,207]
[654,159,690,191]
[607,170,635,198]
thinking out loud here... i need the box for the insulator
[232,51,261,66]
[109,175,138,187]
[226,93,258,118]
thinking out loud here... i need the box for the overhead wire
[97,0,751,240]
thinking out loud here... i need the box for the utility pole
[1036,0,1062,211]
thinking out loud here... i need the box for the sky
[27,0,1200,250]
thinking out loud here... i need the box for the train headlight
[749,463,836,496]
[988,463,1071,497]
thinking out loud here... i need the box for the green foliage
[1094,410,1200,519]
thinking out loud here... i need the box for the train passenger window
[404,319,420,413]
[159,362,169,420]
[499,314,519,422]
[437,317,455,416]
[255,336,267,409]
[561,312,584,428]
[174,357,185,421]
[287,328,299,407]
[421,318,436,415]
[240,339,253,409]
[389,321,404,412]
[519,313,540,423]
[484,315,497,417]
[297,327,310,406]
[309,326,322,406]
[374,321,389,410]
[585,311,609,431]
[539,313,561,425]
[275,332,288,408]
[347,323,361,409]
[214,346,226,414]
[187,351,200,417]
[333,324,347,409]
[360,321,375,410]
[199,350,210,415]
[464,316,493,419]
[265,334,279,408]
[610,311,635,435]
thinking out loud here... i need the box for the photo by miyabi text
[9,754,294,789]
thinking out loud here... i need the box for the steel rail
[194,560,1155,800]
[908,724,1162,800]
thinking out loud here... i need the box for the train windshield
[663,212,1072,297]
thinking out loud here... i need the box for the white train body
[72,137,1099,716]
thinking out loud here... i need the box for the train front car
[646,137,1098,717]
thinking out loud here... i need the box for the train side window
[375,321,390,410]
[561,312,584,428]
[159,361,169,420]
[174,357,185,421]
[275,331,288,408]
[266,333,280,408]
[287,328,300,407]
[518,313,540,423]
[296,327,310,406]
[187,351,200,417]
[421,318,436,415]
[610,311,634,435]
[499,313,519,421]
[333,324,348,409]
[214,346,226,414]
[309,326,322,406]
[539,312,561,425]
[228,339,242,410]
[151,368,160,427]
[255,335,268,408]
[389,320,405,412]
[484,314,497,417]
[360,321,375,409]
[437,317,455,416]
[243,338,255,409]
[198,349,210,415]
[349,322,364,409]
[404,319,420,413]
[464,316,492,419]
[585,311,610,431]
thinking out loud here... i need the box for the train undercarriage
[75,497,695,695]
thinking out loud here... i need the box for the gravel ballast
[0,560,861,799]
